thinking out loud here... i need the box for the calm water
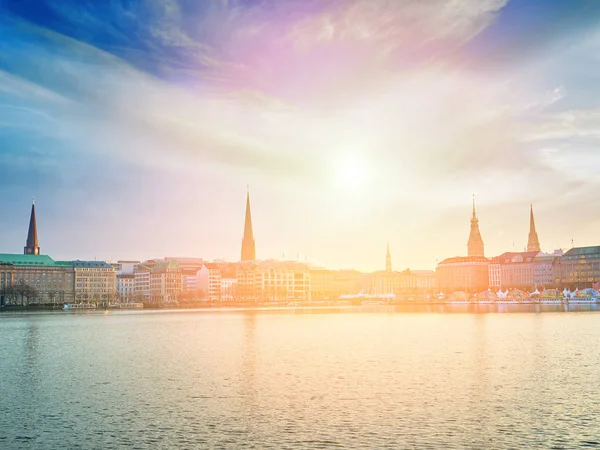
[2,305,600,449]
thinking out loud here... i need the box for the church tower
[467,195,484,257]
[241,188,256,261]
[24,199,40,255]
[385,243,392,272]
[527,204,541,252]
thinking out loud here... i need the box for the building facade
[554,246,600,289]
[0,254,75,305]
[73,261,117,304]
[116,273,136,302]
[437,256,490,293]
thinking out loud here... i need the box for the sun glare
[334,156,369,190]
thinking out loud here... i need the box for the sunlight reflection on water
[1,306,600,448]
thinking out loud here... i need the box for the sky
[1,0,600,271]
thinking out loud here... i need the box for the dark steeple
[385,243,392,272]
[467,195,484,257]
[527,204,541,252]
[241,188,256,261]
[24,199,40,255]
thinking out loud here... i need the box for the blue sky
[1,0,600,270]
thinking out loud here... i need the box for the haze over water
[2,307,600,449]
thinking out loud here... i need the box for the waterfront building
[116,273,135,302]
[257,261,311,302]
[235,262,260,302]
[241,189,256,261]
[0,254,75,305]
[467,196,485,257]
[73,260,117,304]
[553,246,600,289]
[24,200,40,255]
[488,251,539,291]
[437,198,489,293]
[527,205,541,252]
[533,251,562,288]
[150,261,182,304]
[332,270,361,298]
[437,256,490,293]
[221,273,237,303]
[309,267,334,300]
[134,263,152,302]
[198,263,222,301]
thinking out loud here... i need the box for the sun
[334,156,369,190]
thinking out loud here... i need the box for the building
[0,254,75,305]
[467,196,485,257]
[24,200,40,255]
[112,260,140,275]
[198,263,222,302]
[221,275,237,303]
[437,198,489,293]
[527,205,541,252]
[235,262,260,302]
[116,273,136,302]
[73,260,117,304]
[150,261,182,304]
[533,251,562,289]
[554,246,600,289]
[241,189,256,261]
[437,256,490,293]
[332,270,361,298]
[488,252,539,290]
[309,267,334,300]
[134,262,152,302]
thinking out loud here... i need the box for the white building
[117,273,136,302]
[198,263,222,302]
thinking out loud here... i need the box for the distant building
[436,256,490,293]
[134,263,152,302]
[309,267,334,300]
[241,189,256,261]
[73,260,117,304]
[0,254,75,305]
[198,263,222,302]
[533,251,562,288]
[150,261,182,304]
[467,196,485,257]
[116,273,135,302]
[437,198,489,293]
[332,270,361,298]
[554,246,600,289]
[488,251,539,290]
[385,243,392,272]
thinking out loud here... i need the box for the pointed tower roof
[385,243,392,272]
[241,187,256,261]
[24,198,40,255]
[467,195,484,257]
[527,204,541,252]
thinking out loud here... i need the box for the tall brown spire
[24,198,40,255]
[527,204,541,252]
[241,187,256,261]
[467,195,484,257]
[385,243,392,272]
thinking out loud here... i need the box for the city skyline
[2,1,600,271]
[2,194,583,273]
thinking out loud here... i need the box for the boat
[63,303,97,310]
[109,302,144,309]
[361,300,384,305]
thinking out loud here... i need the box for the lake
[1,305,600,448]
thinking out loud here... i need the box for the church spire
[241,187,256,261]
[385,243,392,272]
[527,204,541,252]
[24,198,40,255]
[467,195,484,257]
